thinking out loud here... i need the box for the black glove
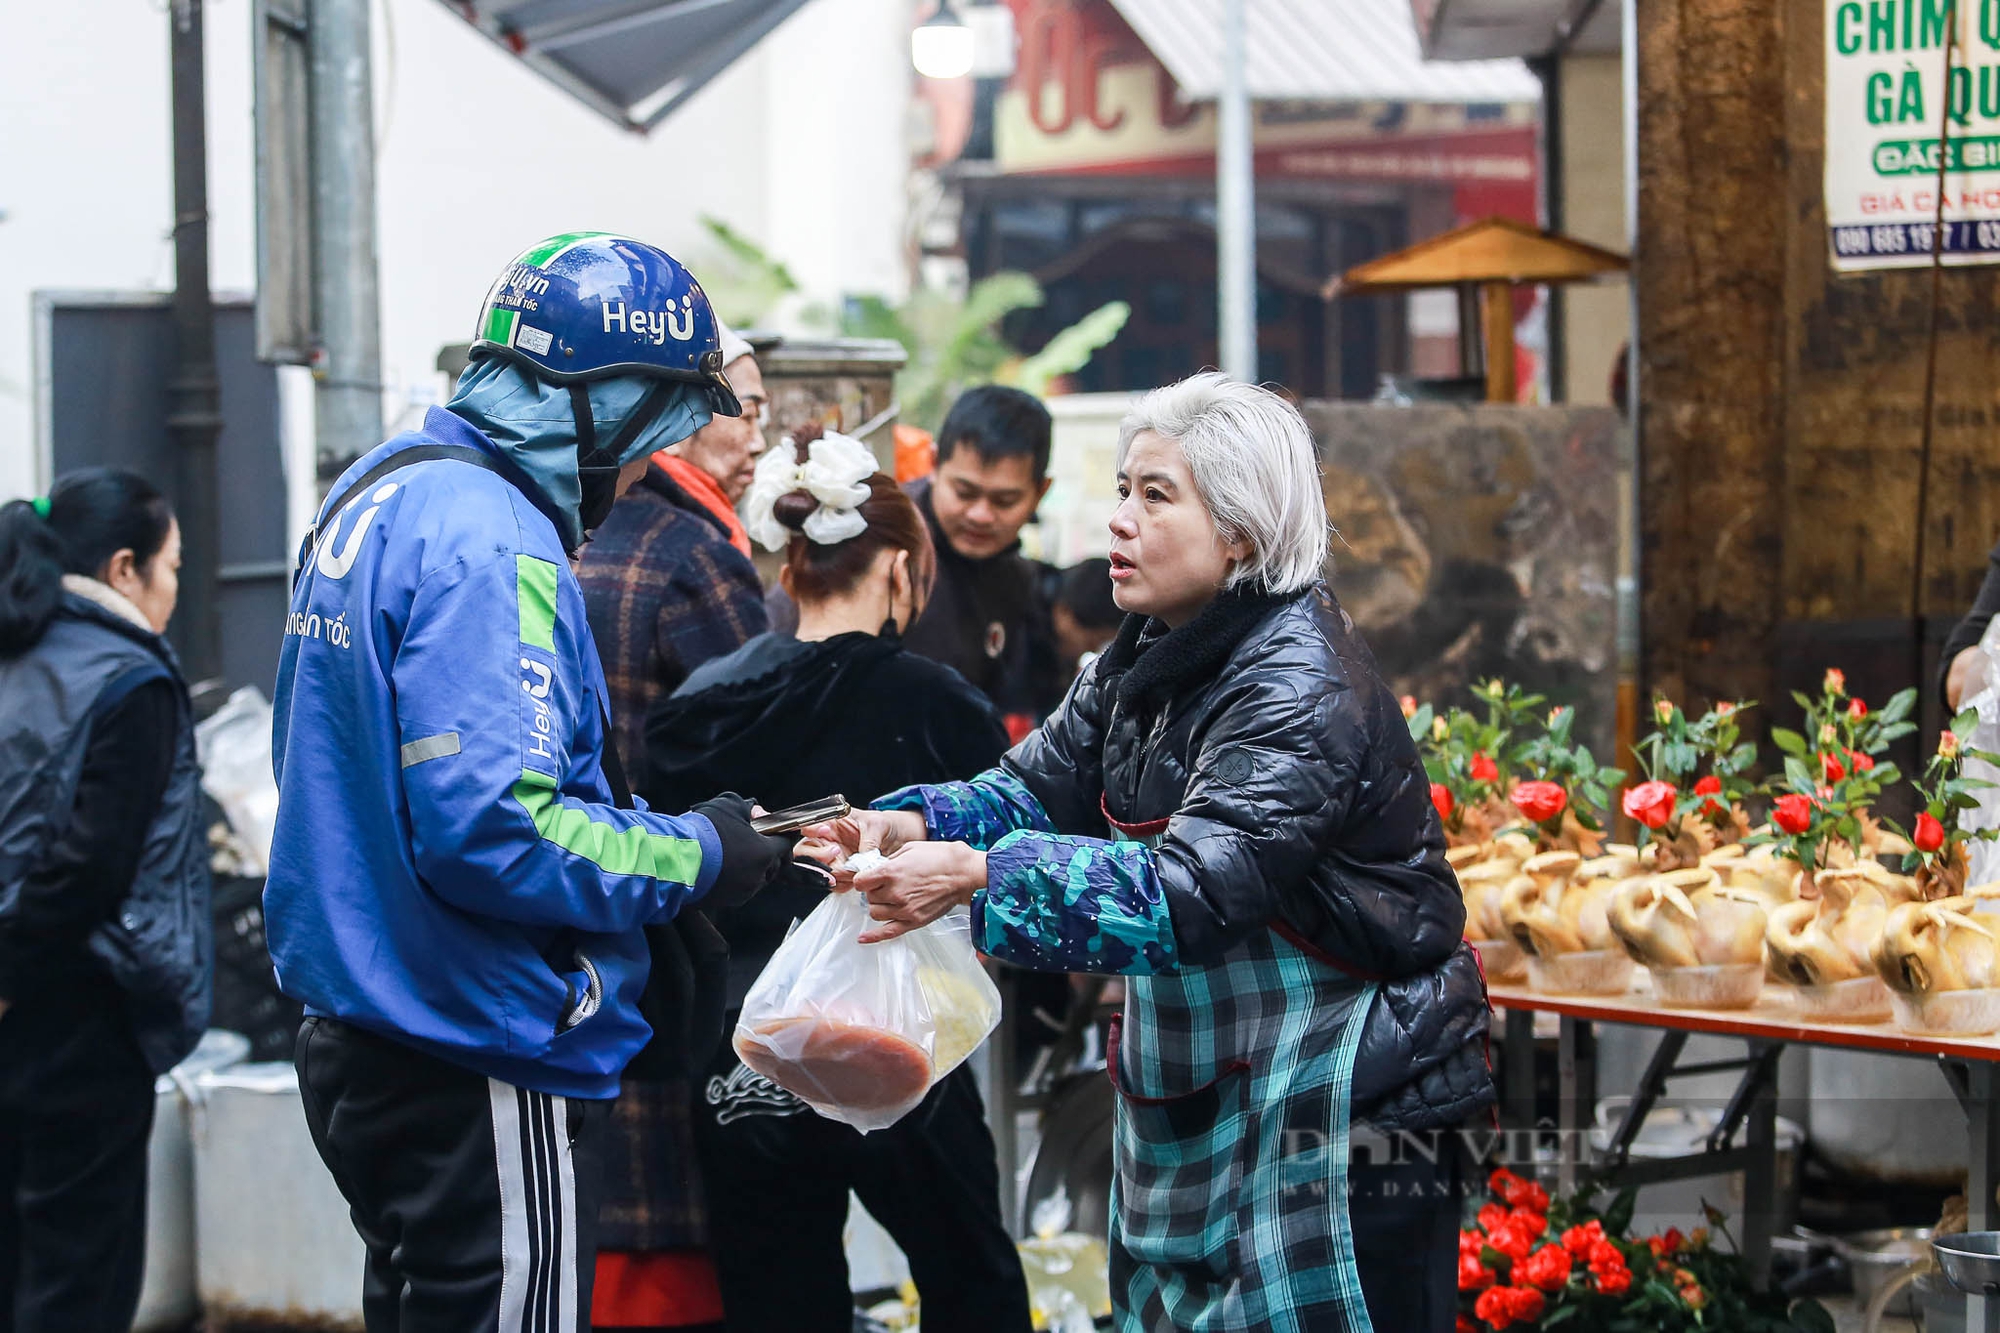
[693,793,796,909]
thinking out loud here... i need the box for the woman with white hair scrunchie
[810,373,1495,1332]
[639,424,1032,1333]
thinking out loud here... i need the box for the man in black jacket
[769,386,1065,739]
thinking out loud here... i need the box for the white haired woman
[811,373,1493,1331]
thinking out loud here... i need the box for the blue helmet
[470,232,740,418]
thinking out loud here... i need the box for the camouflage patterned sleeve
[971,832,1179,976]
[873,769,1055,850]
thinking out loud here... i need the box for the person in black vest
[768,386,1065,740]
[0,470,212,1333]
[645,426,1031,1333]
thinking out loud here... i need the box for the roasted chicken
[1609,869,1768,970]
[1765,865,1920,985]
[1502,850,1620,957]
[1875,896,2000,994]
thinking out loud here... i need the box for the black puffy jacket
[1004,584,1495,1130]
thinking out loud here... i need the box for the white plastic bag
[1960,618,2000,889]
[732,891,1001,1132]
[194,686,279,876]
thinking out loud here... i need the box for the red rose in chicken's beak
[1622,781,1678,831]
[1512,781,1567,825]
[1915,812,1946,853]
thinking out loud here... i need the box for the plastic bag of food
[732,889,1001,1132]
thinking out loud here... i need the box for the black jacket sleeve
[1001,659,1112,836]
[0,676,180,999]
[1940,539,2000,708]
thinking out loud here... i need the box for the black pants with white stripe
[297,1017,607,1333]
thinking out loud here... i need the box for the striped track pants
[296,1017,605,1333]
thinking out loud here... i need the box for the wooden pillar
[1481,281,1518,403]
[1637,0,2000,746]
[1635,0,1790,712]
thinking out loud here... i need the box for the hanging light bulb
[911,0,975,80]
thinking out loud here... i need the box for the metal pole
[1618,0,1642,703]
[168,0,223,683]
[1216,0,1256,381]
[309,0,383,483]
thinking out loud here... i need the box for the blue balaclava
[448,357,712,551]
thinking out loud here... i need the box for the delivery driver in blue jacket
[265,234,795,1333]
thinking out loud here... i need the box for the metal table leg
[1741,1040,1778,1291]
[1967,1062,2000,1333]
[1504,1007,1536,1133]
[1558,1016,1584,1194]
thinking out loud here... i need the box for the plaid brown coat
[579,464,767,784]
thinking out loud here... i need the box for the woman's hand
[854,842,988,944]
[801,809,929,888]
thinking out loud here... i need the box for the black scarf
[1097,585,1303,717]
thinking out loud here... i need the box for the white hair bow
[743,430,878,552]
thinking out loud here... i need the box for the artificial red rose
[1458,1316,1479,1333]
[1772,793,1814,835]
[1503,1286,1546,1323]
[1848,697,1868,721]
[1916,812,1946,854]
[1690,1228,1710,1249]
[1942,729,1963,760]
[1848,748,1875,773]
[1432,783,1455,821]
[1821,752,1846,783]
[1471,752,1500,784]
[1508,1206,1548,1237]
[1400,694,1419,719]
[1655,698,1674,725]
[1662,1228,1686,1253]
[1561,1220,1606,1256]
[1825,668,1847,697]
[1477,1203,1510,1234]
[1588,1239,1627,1271]
[1473,1286,1514,1328]
[1518,1181,1550,1213]
[1459,1252,1497,1291]
[1489,1168,1524,1197]
[1485,1222,1534,1264]
[1692,774,1725,818]
[1517,1244,1572,1291]
[1512,781,1568,825]
[1592,1265,1632,1296]
[1622,780,1678,830]
[1645,1236,1668,1258]
[1679,1280,1707,1309]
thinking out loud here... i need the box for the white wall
[0,0,910,503]
[1559,53,1629,406]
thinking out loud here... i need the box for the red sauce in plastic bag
[736,1017,931,1113]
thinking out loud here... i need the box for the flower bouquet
[1770,670,1916,861]
[1881,710,2000,901]
[1458,1172,1831,1333]
[1623,698,1759,872]
[1509,704,1624,857]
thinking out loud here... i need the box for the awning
[1106,0,1541,104]
[1326,215,1627,295]
[1411,0,1622,62]
[436,0,813,132]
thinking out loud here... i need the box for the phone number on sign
[1830,220,2000,258]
